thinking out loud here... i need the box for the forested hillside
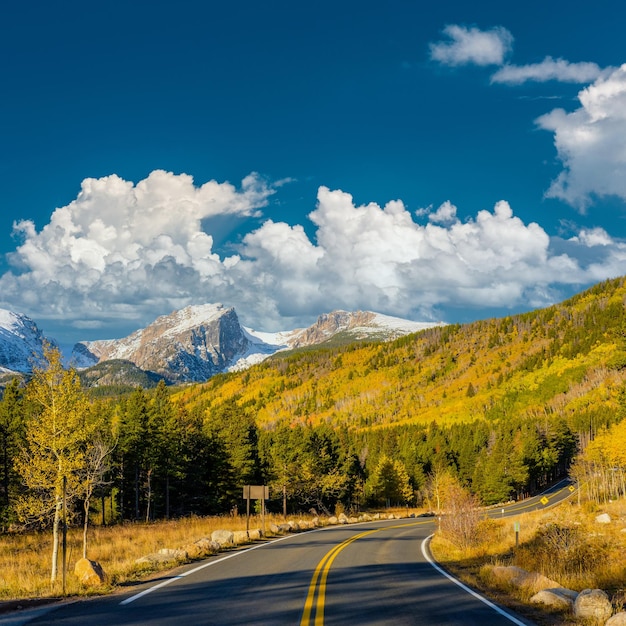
[178,276,626,434]
[1,278,625,537]
[169,276,626,508]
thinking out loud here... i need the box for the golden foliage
[172,277,626,434]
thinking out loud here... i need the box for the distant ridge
[71,305,443,384]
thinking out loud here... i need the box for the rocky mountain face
[0,308,54,378]
[73,304,250,383]
[284,310,441,348]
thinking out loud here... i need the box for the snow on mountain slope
[0,308,54,374]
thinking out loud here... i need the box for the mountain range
[0,304,442,385]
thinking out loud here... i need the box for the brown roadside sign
[243,485,269,500]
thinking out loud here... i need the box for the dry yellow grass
[430,499,626,625]
[0,513,291,602]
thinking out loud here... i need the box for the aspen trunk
[51,497,62,583]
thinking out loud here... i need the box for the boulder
[182,543,203,559]
[328,516,338,525]
[574,589,613,622]
[211,530,234,546]
[194,538,221,555]
[248,528,263,541]
[74,557,106,587]
[489,566,560,592]
[158,548,188,559]
[135,548,189,567]
[607,612,626,626]
[596,513,612,524]
[491,565,531,587]
[530,588,577,610]
[269,523,280,534]
[135,553,179,566]
[232,530,249,544]
[311,516,320,527]
[337,513,349,525]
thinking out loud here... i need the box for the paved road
[488,478,577,519]
[7,480,576,626]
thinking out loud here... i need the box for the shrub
[514,522,613,588]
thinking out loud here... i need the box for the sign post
[243,485,269,535]
[514,521,520,548]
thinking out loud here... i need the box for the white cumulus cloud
[537,64,626,209]
[429,25,513,67]
[1,171,275,336]
[1,174,625,342]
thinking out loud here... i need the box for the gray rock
[232,530,249,544]
[135,553,180,566]
[574,588,613,621]
[530,588,576,610]
[158,548,188,559]
[194,538,221,554]
[596,513,612,524]
[211,529,235,546]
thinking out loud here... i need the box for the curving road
[9,480,575,626]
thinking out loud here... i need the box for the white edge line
[420,534,529,626]
[119,532,305,606]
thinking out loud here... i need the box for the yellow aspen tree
[15,345,92,584]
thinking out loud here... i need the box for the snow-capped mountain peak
[0,308,54,374]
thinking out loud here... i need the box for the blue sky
[2,0,626,346]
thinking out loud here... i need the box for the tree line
[3,344,626,585]
[1,347,599,539]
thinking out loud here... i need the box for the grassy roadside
[0,513,286,602]
[429,500,626,626]
[4,500,623,624]
[0,507,417,605]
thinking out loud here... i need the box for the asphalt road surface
[6,480,575,626]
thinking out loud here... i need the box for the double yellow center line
[300,528,379,625]
[300,522,424,626]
